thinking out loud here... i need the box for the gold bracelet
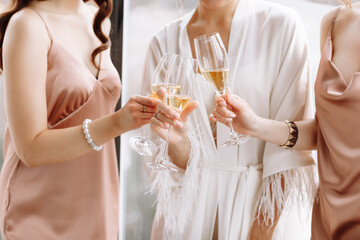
[279,120,298,149]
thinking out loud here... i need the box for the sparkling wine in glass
[151,83,181,99]
[129,54,175,156]
[147,54,197,172]
[194,32,250,147]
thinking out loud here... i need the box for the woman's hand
[210,89,261,136]
[116,95,161,133]
[150,88,199,145]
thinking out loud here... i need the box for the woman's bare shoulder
[7,8,47,33]
[319,6,342,49]
[5,8,50,49]
[320,7,341,35]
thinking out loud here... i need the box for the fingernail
[175,121,183,128]
[173,113,180,119]
[209,114,214,118]
[219,102,226,107]
[230,113,236,118]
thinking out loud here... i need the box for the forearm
[250,117,318,150]
[168,136,191,169]
[18,111,125,167]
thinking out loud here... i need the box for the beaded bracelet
[279,120,298,149]
[82,119,103,152]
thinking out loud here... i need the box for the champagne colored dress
[312,7,360,239]
[0,9,121,240]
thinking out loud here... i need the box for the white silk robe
[141,0,317,239]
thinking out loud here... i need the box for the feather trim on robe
[255,163,318,228]
[149,132,202,238]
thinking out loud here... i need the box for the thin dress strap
[329,6,342,38]
[28,7,54,44]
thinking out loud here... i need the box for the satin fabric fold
[312,7,360,239]
[0,33,121,240]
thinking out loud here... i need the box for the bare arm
[211,91,318,150]
[250,116,317,150]
[3,10,159,167]
[150,88,199,169]
[211,9,336,151]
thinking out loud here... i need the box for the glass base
[129,136,158,156]
[221,135,250,147]
[146,159,178,173]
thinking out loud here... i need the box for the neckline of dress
[326,35,360,83]
[48,40,103,81]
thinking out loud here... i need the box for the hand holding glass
[194,32,250,147]
[147,55,198,172]
[129,54,176,156]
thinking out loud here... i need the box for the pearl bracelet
[82,119,103,151]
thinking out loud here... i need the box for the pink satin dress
[312,7,360,239]
[0,9,121,240]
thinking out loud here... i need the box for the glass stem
[229,122,238,140]
[220,90,238,140]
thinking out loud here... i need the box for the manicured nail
[219,101,226,107]
[173,112,180,119]
[175,121,183,128]
[210,117,217,122]
[230,113,236,118]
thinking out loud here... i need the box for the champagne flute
[194,32,250,147]
[147,55,198,172]
[129,54,177,156]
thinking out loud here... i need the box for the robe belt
[202,162,263,173]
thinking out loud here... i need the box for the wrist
[248,116,266,138]
[168,135,191,169]
[112,109,127,135]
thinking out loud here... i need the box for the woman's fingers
[137,104,157,113]
[215,94,227,107]
[134,95,161,108]
[215,104,236,119]
[214,94,237,118]
[225,88,246,111]
[180,101,199,121]
[211,109,233,125]
[155,111,183,128]
[156,87,167,101]
[150,115,168,129]
[139,112,156,119]
[157,102,180,120]
[209,113,217,123]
